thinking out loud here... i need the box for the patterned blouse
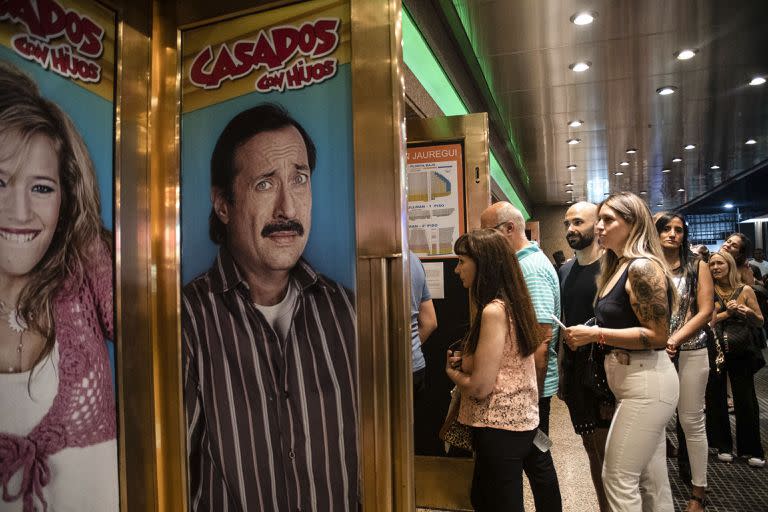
[458,301,539,432]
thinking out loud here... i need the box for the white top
[0,343,119,512]
[749,259,768,278]
[254,280,299,342]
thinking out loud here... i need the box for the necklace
[0,300,26,373]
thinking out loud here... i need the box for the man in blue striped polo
[481,201,563,511]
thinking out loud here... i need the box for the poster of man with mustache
[179,2,358,511]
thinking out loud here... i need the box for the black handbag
[715,287,754,355]
[581,318,613,400]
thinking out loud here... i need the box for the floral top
[458,301,539,432]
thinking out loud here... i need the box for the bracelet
[597,328,606,347]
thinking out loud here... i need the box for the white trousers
[678,348,709,487]
[603,350,679,512]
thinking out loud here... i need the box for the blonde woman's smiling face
[0,132,62,280]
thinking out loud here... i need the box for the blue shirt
[409,251,430,372]
[517,242,561,397]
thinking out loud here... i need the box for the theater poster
[180,1,359,510]
[1,0,119,510]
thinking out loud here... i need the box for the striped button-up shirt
[182,248,358,511]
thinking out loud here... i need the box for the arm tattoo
[629,259,669,329]
[638,328,651,349]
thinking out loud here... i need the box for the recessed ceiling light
[570,11,597,25]
[657,203,663,207]
[656,86,678,95]
[566,200,574,204]
[613,171,624,176]
[710,164,720,170]
[567,138,581,145]
[565,182,574,187]
[619,161,629,166]
[724,202,734,209]
[640,191,647,195]
[566,189,574,194]
[678,188,686,192]
[569,61,592,72]
[568,120,584,128]
[626,148,637,154]
[567,164,577,170]
[675,49,698,60]
[745,138,757,145]
[662,168,672,173]
[672,157,682,163]
[684,144,696,150]
[749,76,766,86]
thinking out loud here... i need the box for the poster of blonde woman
[0,1,118,510]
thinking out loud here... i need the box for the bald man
[481,202,562,512]
[558,201,612,512]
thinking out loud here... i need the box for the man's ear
[211,187,231,225]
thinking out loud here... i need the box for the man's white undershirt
[254,279,299,341]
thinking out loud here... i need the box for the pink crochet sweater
[0,242,115,512]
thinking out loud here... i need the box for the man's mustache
[261,219,305,237]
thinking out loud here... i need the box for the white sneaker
[717,452,734,462]
[747,457,766,468]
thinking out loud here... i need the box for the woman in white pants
[655,212,713,512]
[566,192,679,512]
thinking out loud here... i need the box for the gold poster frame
[406,112,491,511]
[106,0,411,510]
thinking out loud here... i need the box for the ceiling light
[569,61,591,72]
[678,188,686,192]
[662,168,671,173]
[566,189,574,194]
[640,191,647,195]
[566,200,574,204]
[749,76,766,86]
[565,182,574,187]
[710,164,720,170]
[745,138,757,145]
[619,161,629,166]
[675,49,698,60]
[656,86,678,95]
[724,202,734,209]
[570,11,597,25]
[567,164,577,170]
[568,120,584,128]
[613,171,624,176]
[567,138,581,145]
[672,157,682,163]
[684,144,696,150]
[626,148,637,154]
[657,203,663,207]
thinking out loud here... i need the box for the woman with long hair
[722,232,755,286]
[445,229,541,511]
[0,62,116,511]
[565,192,679,511]
[709,250,765,467]
[655,212,713,511]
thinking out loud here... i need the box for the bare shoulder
[482,300,507,320]
[627,258,668,323]
[628,257,664,280]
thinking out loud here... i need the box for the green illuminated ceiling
[402,8,530,219]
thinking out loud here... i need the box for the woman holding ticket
[564,192,678,512]
[446,228,541,512]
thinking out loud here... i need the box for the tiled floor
[420,351,768,511]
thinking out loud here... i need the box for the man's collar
[209,246,322,294]
[516,240,539,259]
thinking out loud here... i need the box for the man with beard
[182,104,358,512]
[558,201,613,512]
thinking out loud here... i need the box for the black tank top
[595,265,643,351]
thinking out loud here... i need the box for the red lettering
[254,32,280,69]
[314,19,340,57]
[270,26,299,69]
[297,23,315,54]
[189,46,217,89]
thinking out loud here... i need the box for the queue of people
[445,192,766,512]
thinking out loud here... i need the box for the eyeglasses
[493,221,510,231]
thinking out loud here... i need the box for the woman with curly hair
[0,62,116,511]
